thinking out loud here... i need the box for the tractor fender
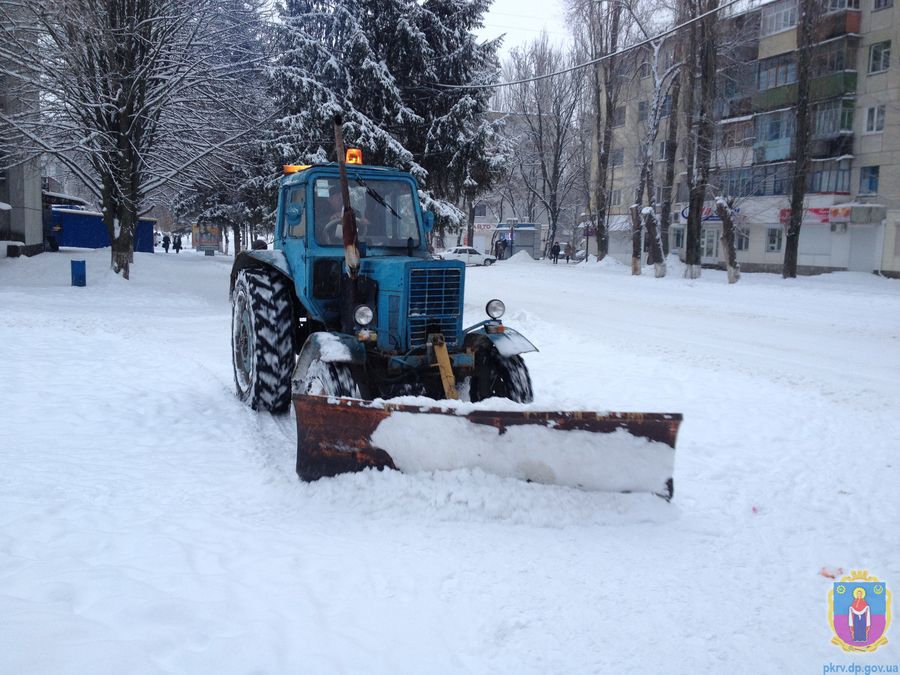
[230,250,293,293]
[292,332,366,385]
[465,325,539,358]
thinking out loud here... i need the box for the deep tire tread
[233,268,295,413]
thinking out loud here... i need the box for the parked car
[438,246,497,266]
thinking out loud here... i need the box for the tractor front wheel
[296,356,367,399]
[469,342,534,404]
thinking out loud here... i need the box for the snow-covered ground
[1,247,898,674]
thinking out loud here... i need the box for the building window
[719,168,755,197]
[752,164,793,196]
[660,95,673,117]
[638,101,649,122]
[807,158,851,193]
[756,110,794,141]
[473,203,487,217]
[761,0,798,36]
[610,188,622,205]
[673,227,685,249]
[639,62,651,78]
[758,54,797,91]
[767,227,783,252]
[859,166,880,194]
[807,159,850,193]
[827,0,859,8]
[813,99,854,137]
[612,106,626,127]
[611,148,624,166]
[735,230,750,251]
[657,141,668,160]
[812,43,848,78]
[874,0,892,10]
[869,41,891,74]
[721,120,754,147]
[865,105,885,132]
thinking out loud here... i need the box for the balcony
[754,136,792,163]
[809,133,853,159]
[752,71,856,112]
[817,10,861,42]
[810,70,857,99]
[753,84,798,111]
[717,96,753,119]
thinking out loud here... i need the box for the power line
[436,0,746,90]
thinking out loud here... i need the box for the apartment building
[0,73,42,255]
[597,0,900,276]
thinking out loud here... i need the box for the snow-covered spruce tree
[415,0,507,242]
[0,0,266,278]
[269,0,502,231]
[270,0,424,177]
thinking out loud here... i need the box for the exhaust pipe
[332,115,360,278]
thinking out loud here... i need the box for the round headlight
[485,299,505,319]
[354,305,374,326]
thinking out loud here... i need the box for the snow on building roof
[42,190,90,206]
[608,215,632,231]
[718,115,754,124]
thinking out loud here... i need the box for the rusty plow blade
[293,395,682,500]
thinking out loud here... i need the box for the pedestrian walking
[564,242,573,263]
[173,234,182,254]
[550,241,560,264]
[162,234,170,253]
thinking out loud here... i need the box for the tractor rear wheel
[232,268,295,412]
[469,342,534,404]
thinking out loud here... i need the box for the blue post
[71,260,86,287]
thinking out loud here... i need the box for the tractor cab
[278,159,434,258]
[274,154,458,356]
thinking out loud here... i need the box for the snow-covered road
[1,248,898,673]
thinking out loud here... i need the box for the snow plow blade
[294,395,682,499]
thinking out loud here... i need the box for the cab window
[285,188,306,238]
[313,176,421,247]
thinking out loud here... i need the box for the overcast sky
[476,0,571,53]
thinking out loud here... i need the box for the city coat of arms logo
[828,570,892,652]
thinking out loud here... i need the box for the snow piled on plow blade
[294,394,681,499]
[372,412,676,496]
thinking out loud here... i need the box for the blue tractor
[231,120,681,496]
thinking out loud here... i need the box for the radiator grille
[408,267,462,349]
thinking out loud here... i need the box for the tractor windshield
[313,177,421,248]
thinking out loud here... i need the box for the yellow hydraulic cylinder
[430,334,458,400]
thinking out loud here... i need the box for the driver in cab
[315,184,370,245]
